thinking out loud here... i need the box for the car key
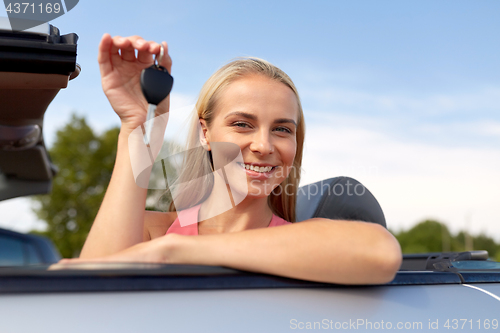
[140,45,174,146]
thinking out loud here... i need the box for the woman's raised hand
[98,34,172,133]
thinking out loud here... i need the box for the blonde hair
[168,57,305,222]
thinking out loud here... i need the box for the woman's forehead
[215,75,300,121]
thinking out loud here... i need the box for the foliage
[31,114,119,258]
[395,220,451,253]
[393,220,500,260]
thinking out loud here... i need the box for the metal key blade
[140,64,173,147]
[143,103,157,146]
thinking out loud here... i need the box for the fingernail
[116,37,125,43]
[136,39,145,46]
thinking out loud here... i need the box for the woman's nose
[249,131,274,155]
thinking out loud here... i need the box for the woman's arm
[174,219,402,284]
[80,130,147,258]
[79,34,172,259]
[72,218,401,285]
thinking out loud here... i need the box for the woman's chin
[245,191,272,199]
[246,180,282,198]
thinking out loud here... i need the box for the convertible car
[1,19,499,333]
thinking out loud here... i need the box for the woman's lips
[237,162,276,179]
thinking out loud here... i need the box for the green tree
[394,220,461,254]
[455,232,500,260]
[393,220,500,260]
[31,114,119,258]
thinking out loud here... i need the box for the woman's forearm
[80,128,148,259]
[175,219,402,285]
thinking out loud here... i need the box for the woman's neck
[197,174,273,235]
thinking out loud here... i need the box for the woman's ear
[199,119,211,151]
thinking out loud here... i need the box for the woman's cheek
[284,141,297,169]
[273,165,288,180]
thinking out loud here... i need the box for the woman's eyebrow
[225,111,297,127]
[224,111,257,121]
[274,118,297,127]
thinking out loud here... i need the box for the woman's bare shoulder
[143,210,178,241]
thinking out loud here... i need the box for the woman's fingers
[136,39,156,64]
[97,34,126,76]
[48,259,117,270]
[47,258,77,270]
[116,37,135,62]
[160,41,173,73]
[144,41,172,72]
[98,34,171,69]
[97,33,114,75]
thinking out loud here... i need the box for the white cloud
[163,93,197,144]
[469,121,500,137]
[0,198,46,233]
[415,120,500,139]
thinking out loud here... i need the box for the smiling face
[201,74,299,198]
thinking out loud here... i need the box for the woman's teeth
[242,164,273,173]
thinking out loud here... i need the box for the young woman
[61,34,402,285]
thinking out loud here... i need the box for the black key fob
[140,65,174,105]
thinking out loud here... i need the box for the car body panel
[1,283,499,333]
[0,265,499,332]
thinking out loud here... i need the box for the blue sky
[1,1,499,239]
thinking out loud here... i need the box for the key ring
[154,44,165,69]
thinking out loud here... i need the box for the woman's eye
[233,122,250,128]
[275,126,292,134]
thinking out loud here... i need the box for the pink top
[166,204,291,235]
